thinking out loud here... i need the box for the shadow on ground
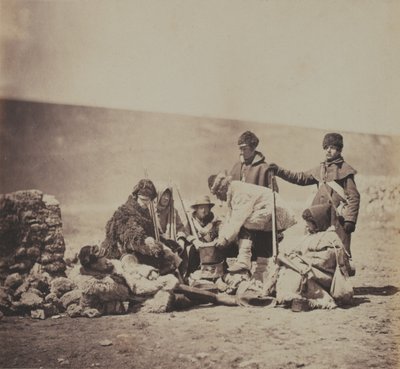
[353,285,399,296]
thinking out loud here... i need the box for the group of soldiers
[99,130,360,285]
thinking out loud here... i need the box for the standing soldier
[229,131,279,272]
[230,130,278,191]
[269,133,360,276]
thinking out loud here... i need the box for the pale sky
[1,0,399,135]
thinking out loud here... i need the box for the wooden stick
[271,174,278,259]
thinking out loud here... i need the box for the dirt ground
[1,217,399,369]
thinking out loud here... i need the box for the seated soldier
[275,204,353,309]
[76,245,131,315]
[100,179,180,275]
[184,196,221,279]
[156,184,187,253]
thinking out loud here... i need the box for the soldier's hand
[268,163,279,174]
[145,237,164,257]
[145,237,155,245]
[176,238,185,254]
[215,237,228,249]
[153,242,165,257]
[344,221,356,234]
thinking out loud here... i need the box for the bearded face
[194,204,211,220]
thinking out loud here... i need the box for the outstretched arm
[269,163,318,186]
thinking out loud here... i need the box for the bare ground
[1,218,399,369]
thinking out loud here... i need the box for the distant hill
[2,99,398,253]
[1,98,399,208]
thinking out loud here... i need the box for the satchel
[319,164,348,218]
[322,181,347,217]
[330,246,354,305]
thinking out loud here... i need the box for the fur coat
[101,195,157,260]
[218,181,296,243]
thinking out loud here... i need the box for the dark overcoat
[230,151,278,191]
[275,157,360,254]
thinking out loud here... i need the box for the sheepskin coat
[276,226,354,308]
[101,195,156,260]
[218,181,296,243]
[276,227,351,309]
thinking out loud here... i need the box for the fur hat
[208,175,217,190]
[208,171,231,200]
[78,245,100,267]
[238,131,259,149]
[208,171,227,194]
[190,195,215,209]
[302,204,333,232]
[132,179,157,200]
[322,133,343,150]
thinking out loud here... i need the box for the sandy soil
[1,218,399,369]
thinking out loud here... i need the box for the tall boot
[228,239,252,273]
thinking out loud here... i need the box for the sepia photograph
[0,1,399,368]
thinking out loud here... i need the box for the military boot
[228,239,252,273]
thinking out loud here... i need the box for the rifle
[176,187,199,240]
[142,166,160,242]
[142,169,184,282]
[170,189,177,241]
[148,200,160,242]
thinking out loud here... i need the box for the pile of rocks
[0,190,66,280]
[0,270,78,318]
[0,190,69,318]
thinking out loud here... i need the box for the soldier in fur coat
[100,179,179,275]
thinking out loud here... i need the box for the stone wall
[357,175,400,226]
[0,190,66,281]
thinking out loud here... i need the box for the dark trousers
[238,228,273,260]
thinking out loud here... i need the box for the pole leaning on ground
[142,166,160,242]
[271,173,278,260]
[176,187,199,240]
